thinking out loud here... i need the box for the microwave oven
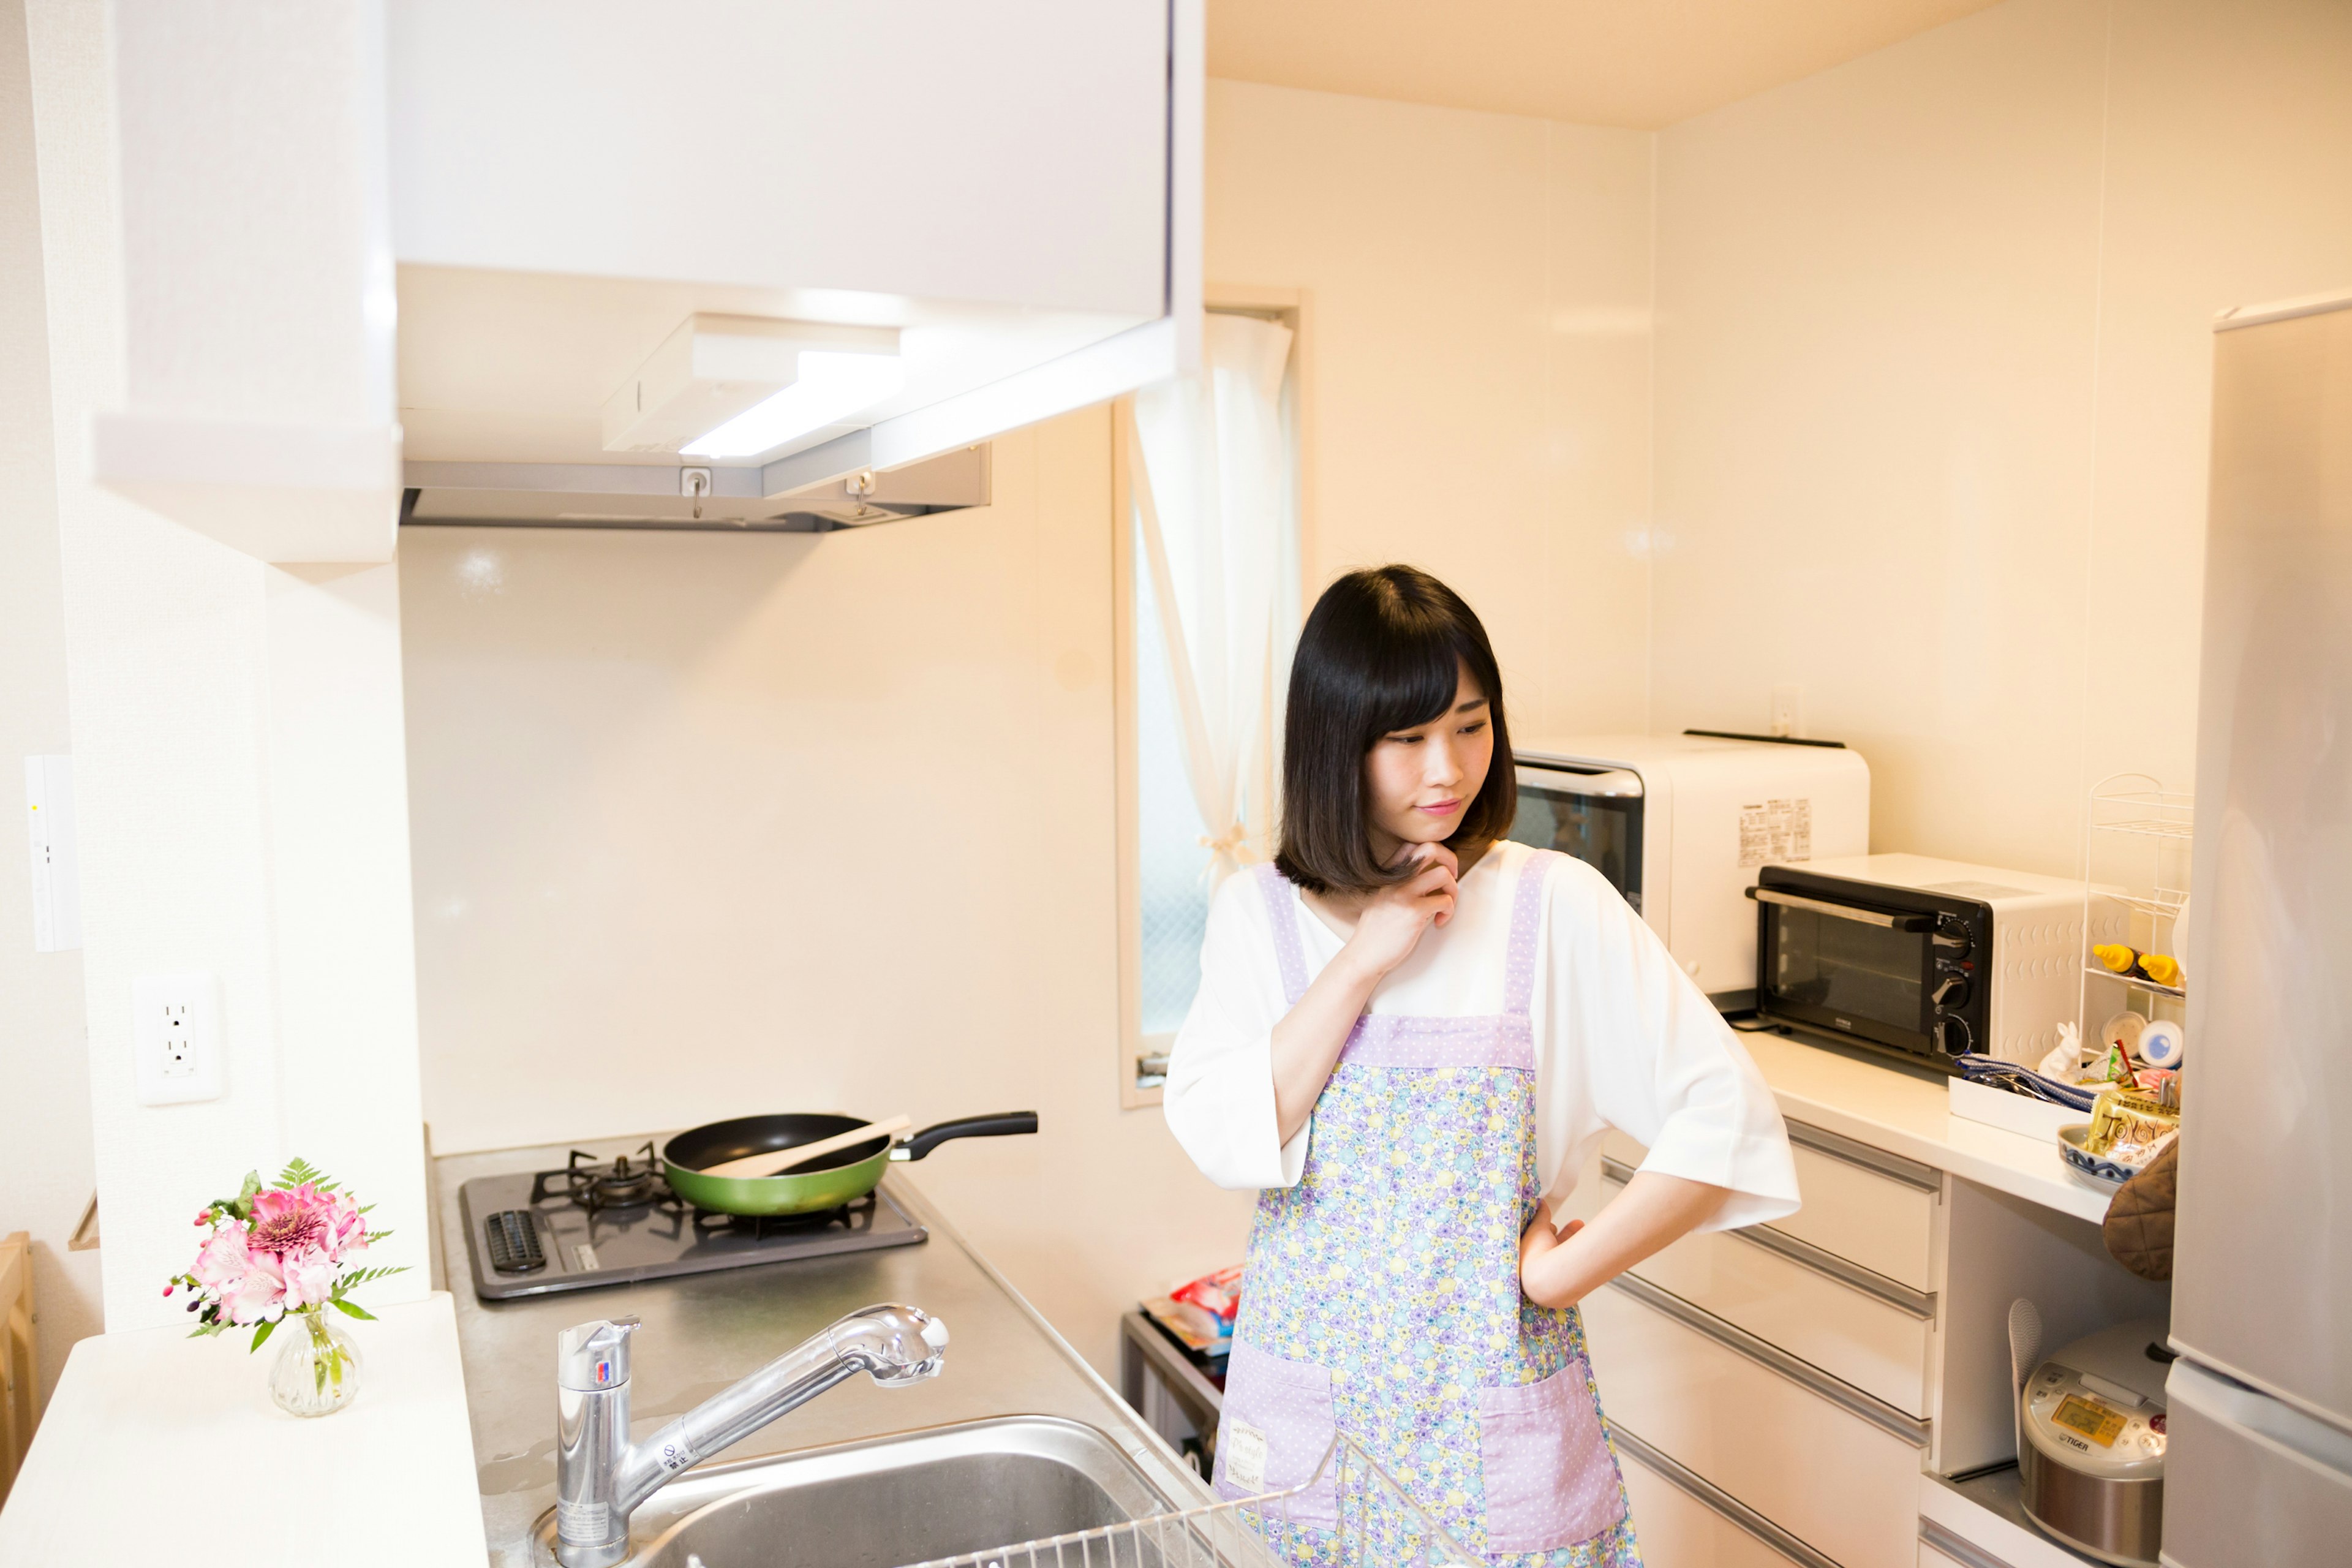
[1752,854,2117,1069]
[1506,734,1871,1007]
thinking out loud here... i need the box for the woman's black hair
[1275,565,1515,894]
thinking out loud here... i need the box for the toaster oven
[1507,733,1871,1008]
[1752,853,2114,1068]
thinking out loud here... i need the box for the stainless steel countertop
[434,1134,1206,1565]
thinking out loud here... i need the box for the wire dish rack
[892,1429,1478,1568]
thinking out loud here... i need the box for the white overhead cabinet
[390,0,1202,525]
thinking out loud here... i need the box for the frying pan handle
[895,1112,1039,1161]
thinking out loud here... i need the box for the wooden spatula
[698,1116,912,1180]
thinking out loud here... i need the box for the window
[1117,298,1306,1104]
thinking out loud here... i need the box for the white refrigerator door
[2174,298,2352,1427]
[2163,1360,2352,1567]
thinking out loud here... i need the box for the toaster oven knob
[1932,972,1973,1011]
[1934,1015,1973,1056]
[1932,915,1974,957]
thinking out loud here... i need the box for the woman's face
[1363,661,1493,862]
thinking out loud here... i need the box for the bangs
[1355,616,1479,738]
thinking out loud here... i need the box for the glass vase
[270,1308,363,1418]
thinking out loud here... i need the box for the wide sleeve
[1163,870,1312,1191]
[1533,856,1800,1232]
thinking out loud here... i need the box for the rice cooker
[2019,1318,2170,1567]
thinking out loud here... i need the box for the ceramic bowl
[2057,1123,2141,1189]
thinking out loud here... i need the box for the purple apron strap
[1255,862,1311,1006]
[1502,849,1554,1018]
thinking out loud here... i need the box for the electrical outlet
[133,973,224,1105]
[1770,684,1804,739]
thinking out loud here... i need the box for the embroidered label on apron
[1224,1419,1270,1490]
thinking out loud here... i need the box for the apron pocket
[1477,1360,1626,1551]
[1213,1341,1339,1526]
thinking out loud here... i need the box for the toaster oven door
[1754,886,1939,1057]
[1509,765,1643,912]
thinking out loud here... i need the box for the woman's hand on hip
[1518,1211,1588,1306]
[1520,1172,1730,1311]
[1342,842,1459,980]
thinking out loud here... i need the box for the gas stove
[457,1140,926,1300]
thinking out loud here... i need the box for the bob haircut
[1275,565,1515,894]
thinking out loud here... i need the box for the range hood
[399,443,989,533]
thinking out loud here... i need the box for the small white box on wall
[24,753,81,952]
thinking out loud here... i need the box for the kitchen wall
[402,412,1259,1374]
[403,86,1661,1376]
[1649,0,2352,876]
[0,0,98,1410]
[1205,78,1657,741]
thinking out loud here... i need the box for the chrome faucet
[551,1303,949,1568]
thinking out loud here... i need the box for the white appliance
[1752,853,2102,1068]
[2163,292,2352,1564]
[1507,733,1871,1006]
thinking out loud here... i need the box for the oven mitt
[2101,1138,2178,1281]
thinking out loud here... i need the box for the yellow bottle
[2140,952,2184,989]
[2092,943,2143,976]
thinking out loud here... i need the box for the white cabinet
[1586,1281,1925,1568]
[388,0,1202,505]
[388,1,1170,318]
[85,2,1201,562]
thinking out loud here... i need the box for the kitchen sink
[532,1415,1266,1568]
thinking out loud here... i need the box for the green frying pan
[661,1111,1038,1217]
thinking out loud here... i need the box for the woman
[1166,566,1799,1566]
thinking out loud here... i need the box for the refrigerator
[2165,292,2352,1565]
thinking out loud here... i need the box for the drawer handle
[1599,1156,1937,1321]
[1608,1424,1844,1568]
[1920,1516,2016,1568]
[1605,1273,1934,1447]
[1785,1117,1942,1193]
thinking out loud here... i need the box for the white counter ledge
[0,1291,488,1567]
[1740,1031,2114,1226]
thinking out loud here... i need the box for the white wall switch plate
[132,972,224,1104]
[24,754,83,952]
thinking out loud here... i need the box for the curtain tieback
[1197,823,1254,883]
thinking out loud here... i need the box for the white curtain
[1126,312,1297,886]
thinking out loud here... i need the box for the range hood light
[681,350,905,460]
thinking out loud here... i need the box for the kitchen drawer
[1602,1158,1934,1417]
[1600,1118,1940,1292]
[1617,1431,1842,1568]
[1585,1278,1925,1568]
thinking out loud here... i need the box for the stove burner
[532,1142,683,1214]
[460,1145,927,1301]
[688,1192,876,1239]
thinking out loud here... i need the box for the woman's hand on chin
[1518,1209,1587,1310]
[1340,842,1459,981]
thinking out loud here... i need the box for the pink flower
[192,1222,252,1291]
[221,1251,285,1325]
[246,1184,369,1268]
[279,1246,337,1310]
[247,1185,330,1257]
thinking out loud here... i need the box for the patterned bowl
[2057,1123,2141,1189]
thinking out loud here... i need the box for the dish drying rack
[2076,774,2193,1027]
[894,1429,1478,1568]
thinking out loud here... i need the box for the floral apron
[1213,854,1640,1567]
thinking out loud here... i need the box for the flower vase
[270,1308,363,1418]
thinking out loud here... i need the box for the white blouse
[1164,840,1801,1232]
